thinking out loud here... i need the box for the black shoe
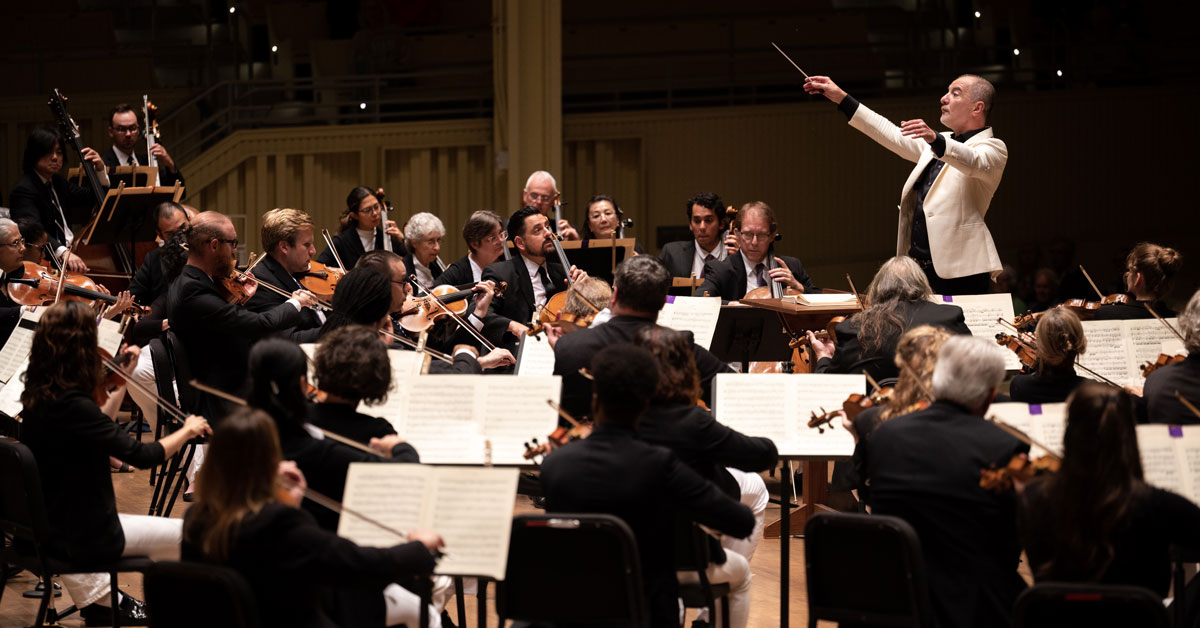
[21,579,60,598]
[691,619,712,628]
[441,609,458,628]
[182,491,195,503]
[531,495,547,510]
[82,594,150,626]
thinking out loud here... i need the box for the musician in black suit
[695,201,816,301]
[540,344,755,628]
[1143,289,1200,424]
[316,186,403,271]
[245,208,325,341]
[438,210,507,287]
[0,218,31,347]
[8,125,108,272]
[809,256,970,384]
[658,191,737,279]
[400,211,446,288]
[860,335,1029,628]
[551,255,733,421]
[481,206,586,352]
[102,103,184,189]
[1092,242,1183,321]
[128,201,191,306]
[166,212,316,421]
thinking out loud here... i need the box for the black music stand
[83,185,182,248]
[709,305,795,373]
[559,240,635,284]
[107,165,159,189]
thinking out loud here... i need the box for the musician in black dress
[8,125,108,272]
[1009,307,1088,404]
[308,325,399,444]
[316,186,403,270]
[1092,242,1182,320]
[580,194,645,254]
[1143,289,1200,424]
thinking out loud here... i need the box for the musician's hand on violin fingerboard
[803,76,845,104]
[104,290,135,320]
[472,281,496,317]
[900,119,937,143]
[807,330,836,361]
[724,232,740,256]
[567,266,588,284]
[63,251,88,273]
[369,434,407,458]
[839,411,859,444]
[544,323,566,348]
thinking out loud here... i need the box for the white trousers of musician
[59,514,182,607]
[722,468,767,562]
[677,551,751,628]
[127,347,205,485]
[384,574,453,627]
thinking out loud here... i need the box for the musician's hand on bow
[808,330,836,361]
[1124,384,1144,397]
[291,289,317,308]
[558,221,580,241]
[803,76,845,104]
[406,529,446,554]
[369,434,407,458]
[567,266,588,284]
[768,257,804,292]
[277,461,307,507]
[900,119,937,143]
[478,347,515,370]
[724,231,740,256]
[472,280,497,318]
[80,146,106,171]
[183,414,212,439]
[63,251,89,273]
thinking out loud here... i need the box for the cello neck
[550,233,574,288]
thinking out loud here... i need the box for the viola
[538,232,583,324]
[979,454,1060,492]
[3,261,150,315]
[995,332,1038,372]
[399,281,507,333]
[297,260,345,300]
[1141,353,1187,378]
[1014,294,1133,330]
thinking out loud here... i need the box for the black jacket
[1008,369,1087,405]
[307,402,397,445]
[540,424,754,628]
[481,255,569,352]
[815,300,971,385]
[695,251,816,301]
[101,147,185,189]
[0,270,28,347]
[658,239,698,278]
[1091,299,1176,321]
[128,246,167,306]
[166,265,304,420]
[245,254,325,340]
[1144,354,1200,425]
[402,252,444,288]
[315,225,402,272]
[553,315,733,421]
[8,171,97,252]
[182,503,434,628]
[437,255,477,288]
[20,389,166,564]
[861,400,1029,628]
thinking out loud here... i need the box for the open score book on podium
[360,374,561,465]
[1137,425,1200,506]
[338,463,519,580]
[711,373,865,457]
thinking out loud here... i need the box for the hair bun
[1158,246,1183,273]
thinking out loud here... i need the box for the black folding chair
[144,561,260,628]
[1012,582,1169,628]
[675,522,730,628]
[0,437,152,627]
[804,511,932,628]
[497,514,645,626]
[148,331,199,517]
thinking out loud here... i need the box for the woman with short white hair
[402,212,446,288]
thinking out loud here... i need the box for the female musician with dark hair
[182,407,445,628]
[1009,307,1088,404]
[18,301,211,625]
[309,325,398,444]
[1092,242,1183,320]
[1018,382,1200,600]
[316,266,394,339]
[316,186,403,270]
[8,125,109,272]
[581,194,645,254]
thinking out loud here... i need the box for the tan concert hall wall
[170,85,1200,298]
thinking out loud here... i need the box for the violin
[1013,294,1133,330]
[995,332,1039,372]
[398,281,507,333]
[297,260,345,300]
[789,315,845,351]
[3,261,150,315]
[979,454,1060,492]
[1141,353,1187,378]
[527,311,595,338]
[523,399,593,462]
[217,269,258,305]
[807,386,894,433]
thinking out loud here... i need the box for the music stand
[81,183,183,247]
[709,304,795,373]
[558,239,635,284]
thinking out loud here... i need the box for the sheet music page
[0,358,29,418]
[1136,425,1193,500]
[0,309,43,384]
[300,343,318,384]
[97,318,124,357]
[338,463,429,547]
[931,294,1019,370]
[515,333,556,376]
[477,376,560,465]
[427,467,519,579]
[658,296,723,350]
[398,376,481,464]
[1128,319,1182,384]
[386,349,428,378]
[1177,426,1200,506]
[1078,320,1134,385]
[788,374,864,457]
[714,373,862,457]
[1162,339,1188,356]
[987,402,1066,458]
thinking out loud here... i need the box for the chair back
[0,438,53,548]
[162,330,196,414]
[1012,582,1169,628]
[497,514,645,625]
[145,561,260,628]
[805,511,933,628]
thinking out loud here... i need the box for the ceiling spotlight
[1013,48,1020,56]
[974,10,981,18]
[271,45,278,53]
[359,102,367,110]
[1056,69,1063,77]
[228,6,236,14]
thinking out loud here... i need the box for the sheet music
[1136,425,1200,504]
[713,373,863,457]
[658,296,723,350]
[931,293,1019,370]
[1162,339,1188,356]
[1128,319,1182,379]
[515,333,556,376]
[1079,319,1183,387]
[0,358,29,418]
[97,318,124,357]
[987,402,1066,458]
[0,308,43,384]
[339,463,519,580]
[371,375,559,465]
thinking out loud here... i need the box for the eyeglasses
[0,238,25,248]
[111,124,139,135]
[358,203,383,215]
[214,238,239,248]
[526,192,556,203]
[483,231,508,244]
[738,231,773,242]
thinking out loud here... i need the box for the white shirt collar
[467,255,483,283]
[696,239,725,260]
[742,251,768,289]
[112,145,136,166]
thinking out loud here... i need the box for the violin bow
[1176,391,1200,421]
[376,326,455,364]
[846,273,860,302]
[546,398,581,428]
[187,379,380,456]
[279,477,411,542]
[321,229,348,273]
[985,416,1063,462]
[100,355,188,428]
[1073,360,1124,390]
[237,253,333,311]
[1144,302,1187,344]
[408,277,498,351]
[1079,265,1105,301]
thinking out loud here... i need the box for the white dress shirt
[691,239,728,278]
[468,256,484,283]
[356,228,376,253]
[742,251,768,292]
[112,145,160,186]
[522,254,549,307]
[413,258,435,289]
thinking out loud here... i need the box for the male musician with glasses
[695,201,816,301]
[522,170,580,240]
[0,218,29,346]
[102,103,185,189]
